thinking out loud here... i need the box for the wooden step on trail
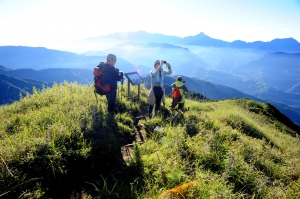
[121,142,144,166]
[121,114,148,165]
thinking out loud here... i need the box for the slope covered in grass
[0,82,299,198]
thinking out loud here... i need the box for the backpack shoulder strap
[101,63,108,72]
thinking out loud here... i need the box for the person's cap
[107,54,117,62]
[154,60,160,65]
[177,76,183,81]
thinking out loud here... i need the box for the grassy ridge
[0,82,299,198]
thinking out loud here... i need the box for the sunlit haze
[1,0,300,52]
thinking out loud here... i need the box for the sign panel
[124,72,144,86]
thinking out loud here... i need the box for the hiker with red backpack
[170,76,189,111]
[148,60,172,118]
[94,54,123,115]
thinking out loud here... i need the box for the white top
[150,64,172,86]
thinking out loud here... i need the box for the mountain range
[1,64,299,126]
[82,31,300,52]
[0,31,299,126]
[0,72,51,104]
[83,34,300,107]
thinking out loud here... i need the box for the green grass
[0,82,299,198]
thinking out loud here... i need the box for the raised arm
[163,62,172,75]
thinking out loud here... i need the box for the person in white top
[147,60,172,117]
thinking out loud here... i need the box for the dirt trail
[120,107,149,165]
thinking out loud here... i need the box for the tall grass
[0,82,299,198]
[135,98,300,198]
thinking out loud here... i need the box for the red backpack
[172,86,182,103]
[93,62,111,95]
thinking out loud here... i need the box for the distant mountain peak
[271,37,298,42]
[184,32,210,39]
[197,32,208,36]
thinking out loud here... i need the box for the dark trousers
[170,101,184,111]
[149,86,163,115]
[106,89,117,113]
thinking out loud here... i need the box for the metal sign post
[124,71,144,101]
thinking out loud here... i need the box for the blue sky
[1,0,300,48]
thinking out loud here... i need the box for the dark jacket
[106,63,123,90]
[98,62,123,91]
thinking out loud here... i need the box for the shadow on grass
[1,104,144,199]
[76,104,145,198]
